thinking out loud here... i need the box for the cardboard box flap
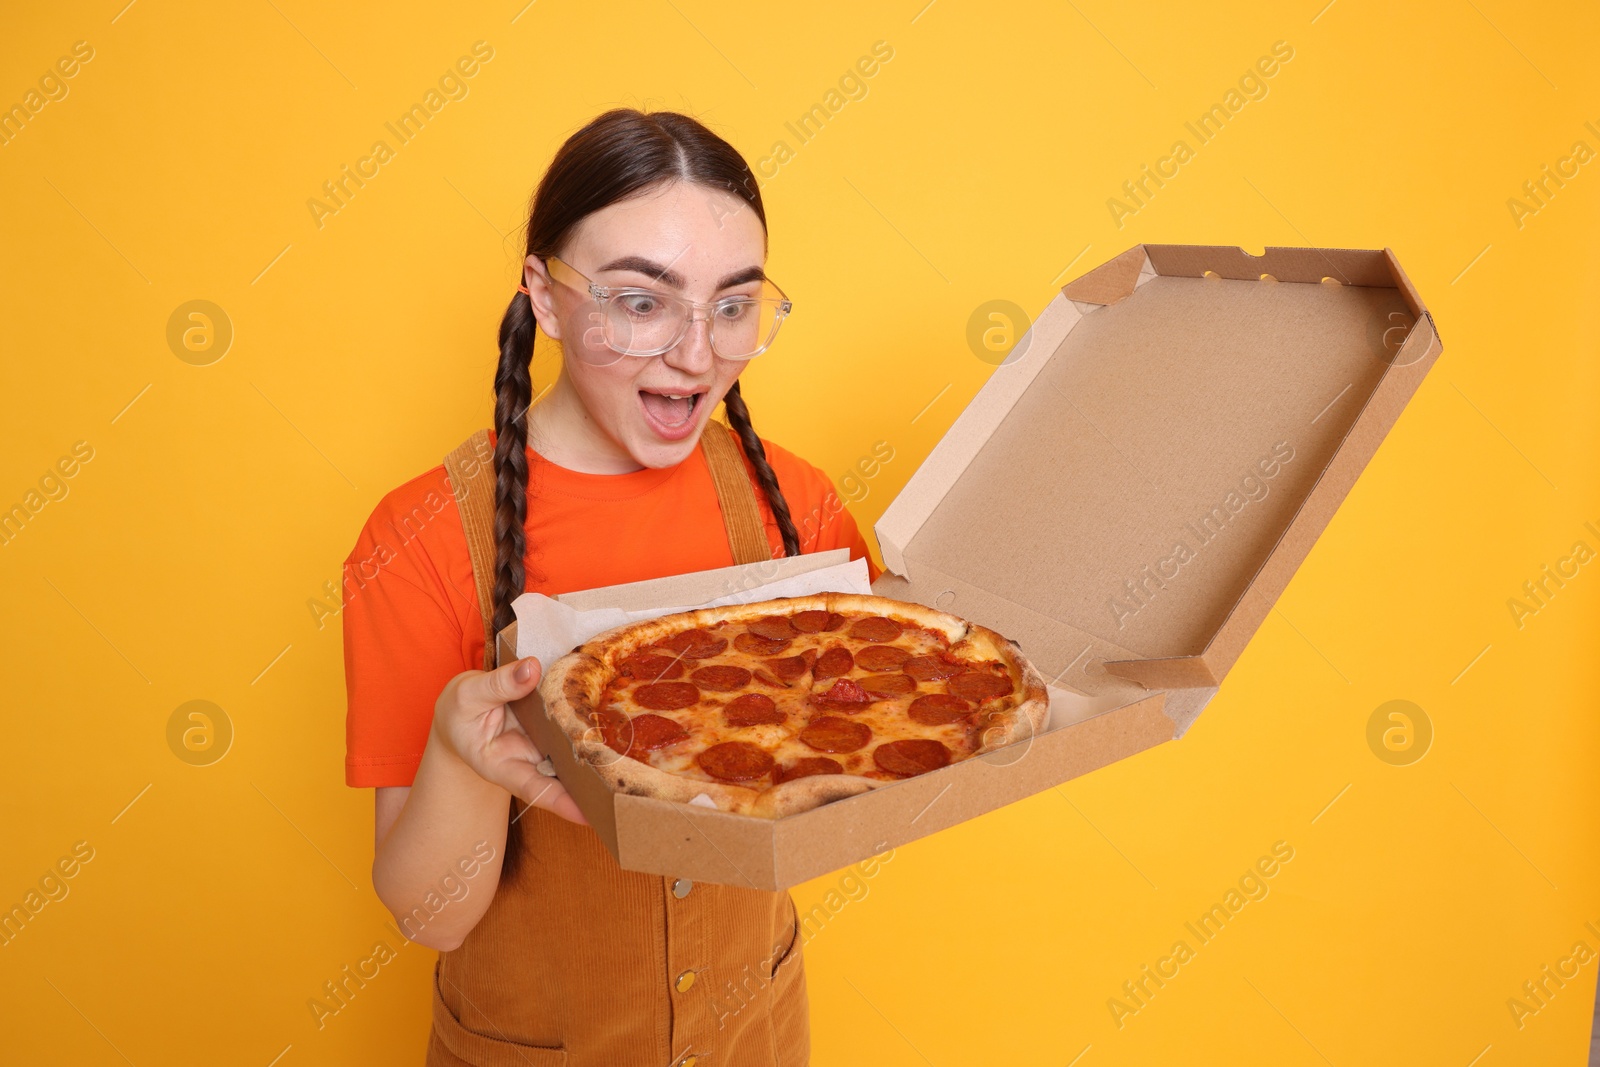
[877,245,1441,692]
[1382,248,1442,341]
[1059,245,1153,307]
[1141,243,1396,286]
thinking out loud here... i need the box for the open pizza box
[500,243,1443,891]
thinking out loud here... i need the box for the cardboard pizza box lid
[872,244,1440,694]
[500,244,1442,890]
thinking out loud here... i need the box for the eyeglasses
[531,255,793,366]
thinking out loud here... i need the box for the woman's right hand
[430,656,587,825]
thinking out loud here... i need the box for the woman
[342,108,880,1066]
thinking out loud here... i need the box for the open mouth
[638,388,705,436]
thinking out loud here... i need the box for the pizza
[539,593,1050,818]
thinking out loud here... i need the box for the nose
[661,310,716,374]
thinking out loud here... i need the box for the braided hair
[493,108,801,874]
[722,379,800,558]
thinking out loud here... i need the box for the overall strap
[443,428,498,670]
[443,420,771,672]
[699,418,774,567]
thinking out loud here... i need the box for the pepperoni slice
[859,673,916,696]
[735,631,791,656]
[596,710,689,755]
[751,670,786,689]
[748,615,797,640]
[800,717,872,753]
[764,650,815,684]
[947,670,1014,702]
[625,713,690,751]
[811,677,876,711]
[619,653,684,682]
[697,741,775,782]
[633,681,699,710]
[792,610,845,633]
[814,646,854,679]
[908,693,973,725]
[776,756,845,783]
[691,665,753,692]
[873,738,951,777]
[593,708,631,753]
[904,655,966,682]
[849,616,903,643]
[651,629,729,659]
[724,692,784,727]
[855,645,911,672]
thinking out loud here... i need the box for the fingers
[497,704,531,738]
[522,780,589,826]
[441,658,588,828]
[541,790,589,826]
[482,723,587,826]
[499,763,589,827]
[450,656,543,716]
[485,724,543,766]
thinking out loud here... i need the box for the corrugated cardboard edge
[1161,684,1220,738]
[1068,242,1404,292]
[1383,246,1444,349]
[496,623,515,670]
[1140,244,1395,286]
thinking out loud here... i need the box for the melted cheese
[597,611,1025,790]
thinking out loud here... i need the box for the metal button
[672,878,692,899]
[675,970,696,993]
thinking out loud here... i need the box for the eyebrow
[596,255,766,292]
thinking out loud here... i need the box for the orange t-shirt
[341,431,881,787]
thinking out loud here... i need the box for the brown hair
[493,108,801,873]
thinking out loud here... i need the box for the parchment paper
[512,556,874,670]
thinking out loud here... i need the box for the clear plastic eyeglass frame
[533,255,793,366]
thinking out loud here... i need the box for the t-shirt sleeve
[341,492,469,788]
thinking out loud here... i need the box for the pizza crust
[965,620,1051,752]
[750,773,880,818]
[820,592,971,644]
[538,592,1051,818]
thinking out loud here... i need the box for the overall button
[676,970,696,993]
[672,878,692,899]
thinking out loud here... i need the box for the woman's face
[522,180,768,470]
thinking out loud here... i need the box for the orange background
[1,1,1597,1064]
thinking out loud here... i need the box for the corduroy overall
[425,422,810,1067]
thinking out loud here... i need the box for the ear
[523,254,563,341]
